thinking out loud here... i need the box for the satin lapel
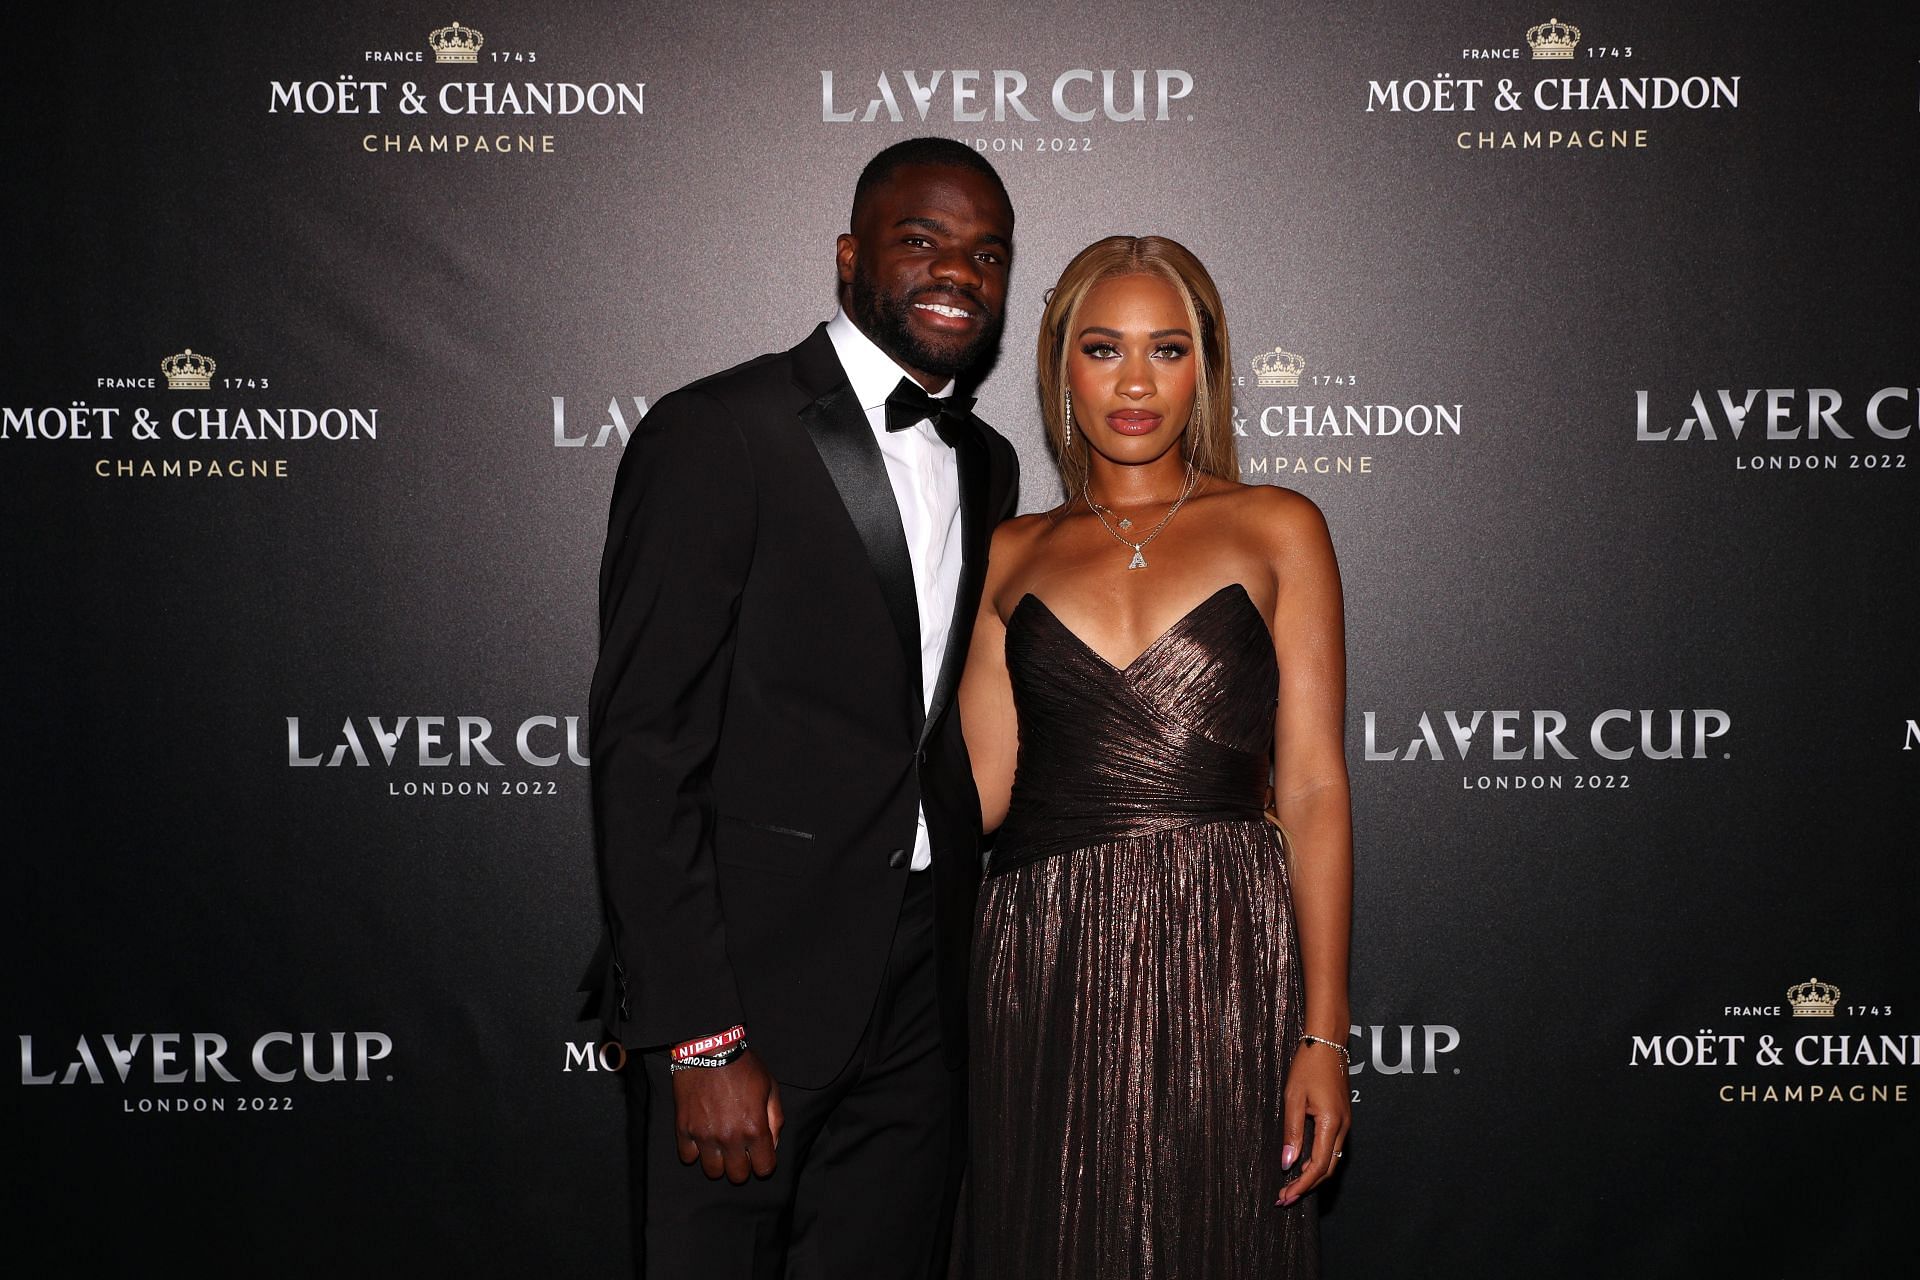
[792,330,925,714]
[917,418,992,751]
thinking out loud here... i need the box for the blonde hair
[1036,235,1237,497]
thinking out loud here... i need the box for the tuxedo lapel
[791,325,925,716]
[917,415,992,752]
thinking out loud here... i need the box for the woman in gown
[957,236,1353,1277]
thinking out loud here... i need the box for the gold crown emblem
[1527,17,1581,59]
[160,348,216,391]
[1786,977,1841,1018]
[1251,346,1306,388]
[429,20,484,63]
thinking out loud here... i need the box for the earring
[1063,386,1073,449]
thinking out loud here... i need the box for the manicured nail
[1282,1144,1297,1168]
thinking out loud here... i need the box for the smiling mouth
[913,301,974,320]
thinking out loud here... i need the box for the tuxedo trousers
[625,870,964,1279]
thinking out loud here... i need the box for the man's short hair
[851,137,1012,227]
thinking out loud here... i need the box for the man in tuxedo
[583,137,1019,1277]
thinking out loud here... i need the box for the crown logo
[160,348,216,391]
[1786,977,1841,1018]
[1527,17,1581,59]
[1251,346,1306,388]
[428,20,484,63]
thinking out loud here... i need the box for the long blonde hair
[1036,235,1237,497]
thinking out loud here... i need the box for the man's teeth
[915,302,971,318]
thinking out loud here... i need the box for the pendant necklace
[1083,462,1198,570]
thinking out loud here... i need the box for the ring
[1334,1151,1345,1160]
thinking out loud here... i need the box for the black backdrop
[8,2,1917,1273]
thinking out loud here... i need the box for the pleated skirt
[963,817,1320,1278]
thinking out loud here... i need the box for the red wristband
[670,1025,747,1063]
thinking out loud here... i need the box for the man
[582,137,1019,1278]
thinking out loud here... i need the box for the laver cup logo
[1364,708,1731,761]
[1340,1023,1464,1107]
[20,1031,395,1115]
[822,67,1195,160]
[1634,386,1915,473]
[551,394,652,448]
[1362,707,1731,794]
[821,69,1193,124]
[286,713,589,798]
[1348,1024,1461,1076]
[287,714,589,766]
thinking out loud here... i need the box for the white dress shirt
[824,307,963,871]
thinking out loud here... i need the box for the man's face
[837,163,1013,386]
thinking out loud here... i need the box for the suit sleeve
[995,433,1021,521]
[588,387,754,1050]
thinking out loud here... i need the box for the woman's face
[1065,272,1199,470]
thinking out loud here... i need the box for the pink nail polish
[1282,1144,1297,1168]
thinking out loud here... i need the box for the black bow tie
[885,377,974,446]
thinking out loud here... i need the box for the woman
[958,236,1353,1277]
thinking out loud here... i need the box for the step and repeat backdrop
[8,2,1915,1273]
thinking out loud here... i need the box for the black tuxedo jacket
[582,323,1019,1088]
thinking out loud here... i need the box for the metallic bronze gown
[967,583,1319,1278]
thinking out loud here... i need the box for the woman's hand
[1277,1036,1351,1206]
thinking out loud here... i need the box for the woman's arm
[959,521,1025,833]
[1260,487,1354,1204]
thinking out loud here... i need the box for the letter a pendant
[1127,547,1148,570]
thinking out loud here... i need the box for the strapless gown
[966,583,1319,1278]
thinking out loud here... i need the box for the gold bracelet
[1298,1033,1352,1068]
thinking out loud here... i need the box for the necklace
[1083,463,1198,570]
[1085,498,1132,530]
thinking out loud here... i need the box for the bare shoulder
[985,510,1052,589]
[990,510,1052,559]
[1207,479,1334,556]
[993,508,1053,542]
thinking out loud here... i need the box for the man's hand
[671,1050,783,1183]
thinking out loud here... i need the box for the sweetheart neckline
[1012,583,1267,675]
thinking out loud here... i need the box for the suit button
[916,748,928,766]
[887,848,908,870]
